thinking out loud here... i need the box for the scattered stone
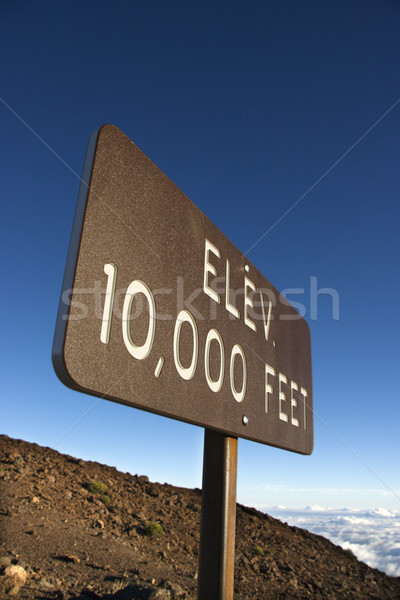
[1,434,399,600]
[53,554,80,564]
[95,519,105,529]
[39,578,57,591]
[0,564,28,595]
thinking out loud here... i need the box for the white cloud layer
[261,506,400,577]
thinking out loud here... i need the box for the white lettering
[244,276,256,332]
[260,291,272,342]
[301,387,308,430]
[230,344,246,402]
[173,309,198,380]
[101,263,117,344]
[204,328,224,392]
[279,373,288,422]
[203,239,221,304]
[265,363,275,413]
[225,259,240,318]
[290,380,299,427]
[122,280,156,360]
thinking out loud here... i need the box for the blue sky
[1,0,399,520]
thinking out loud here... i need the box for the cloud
[260,506,400,577]
[254,484,400,496]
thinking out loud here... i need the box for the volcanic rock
[0,434,399,599]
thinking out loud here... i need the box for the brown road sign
[52,124,313,454]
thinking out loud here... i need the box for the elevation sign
[52,125,313,454]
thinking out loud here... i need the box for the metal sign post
[198,429,238,600]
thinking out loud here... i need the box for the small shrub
[254,545,265,556]
[99,493,111,506]
[144,520,164,537]
[87,480,108,496]
[343,547,356,559]
[86,480,110,505]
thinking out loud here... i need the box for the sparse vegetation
[99,493,111,506]
[86,479,111,505]
[343,547,356,559]
[144,520,164,537]
[87,480,107,495]
[254,545,265,556]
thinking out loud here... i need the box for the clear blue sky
[1,0,399,512]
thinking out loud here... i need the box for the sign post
[198,430,238,600]
[52,124,314,598]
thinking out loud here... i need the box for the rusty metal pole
[198,429,238,600]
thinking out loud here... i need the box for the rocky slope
[0,434,399,599]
